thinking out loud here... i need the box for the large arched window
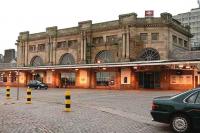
[30,56,44,66]
[95,50,114,63]
[137,48,160,61]
[59,53,75,65]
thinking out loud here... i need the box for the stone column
[122,33,126,59]
[80,31,86,63]
[52,37,57,65]
[80,35,84,61]
[46,26,57,65]
[84,37,87,61]
[19,31,29,66]
[126,29,130,59]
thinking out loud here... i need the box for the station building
[1,12,199,90]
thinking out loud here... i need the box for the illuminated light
[75,68,79,71]
[102,67,107,70]
[97,60,101,64]
[178,64,184,68]
[51,69,55,72]
[186,65,190,69]
[133,66,138,69]
[79,70,88,84]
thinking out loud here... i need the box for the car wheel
[170,114,191,133]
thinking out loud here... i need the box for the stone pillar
[122,33,126,59]
[46,26,57,65]
[84,36,87,61]
[52,37,57,65]
[18,31,29,66]
[78,20,92,64]
[80,32,84,61]
[126,28,130,59]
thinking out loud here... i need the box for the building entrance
[138,72,160,89]
[60,72,75,88]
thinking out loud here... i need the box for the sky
[0,0,199,55]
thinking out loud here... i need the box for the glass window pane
[195,92,200,104]
[186,92,198,103]
[96,72,115,86]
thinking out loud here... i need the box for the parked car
[151,88,200,133]
[27,80,48,90]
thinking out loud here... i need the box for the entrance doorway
[33,73,43,82]
[138,72,160,89]
[60,72,75,88]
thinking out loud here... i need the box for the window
[124,77,128,83]
[172,35,177,44]
[178,38,183,46]
[96,72,115,86]
[61,72,75,87]
[3,77,7,82]
[68,40,77,47]
[38,44,45,51]
[140,33,148,43]
[57,41,67,49]
[185,92,198,103]
[29,45,36,52]
[106,35,117,43]
[195,92,200,104]
[151,33,159,41]
[93,37,104,44]
[184,40,188,47]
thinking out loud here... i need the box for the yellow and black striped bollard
[26,88,32,104]
[6,86,11,99]
[65,90,71,112]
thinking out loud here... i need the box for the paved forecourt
[0,87,180,133]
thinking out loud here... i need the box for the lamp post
[16,70,20,100]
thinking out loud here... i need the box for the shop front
[0,60,199,90]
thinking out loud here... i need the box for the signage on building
[170,75,192,84]
[145,10,154,17]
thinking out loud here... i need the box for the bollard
[26,88,32,104]
[65,90,71,112]
[6,86,11,99]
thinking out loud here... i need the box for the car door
[184,91,200,129]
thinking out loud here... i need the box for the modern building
[173,3,200,50]
[4,49,16,63]
[0,12,199,90]
[0,54,3,63]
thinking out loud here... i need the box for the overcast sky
[0,0,199,55]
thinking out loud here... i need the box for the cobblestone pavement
[0,87,183,133]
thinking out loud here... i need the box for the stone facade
[16,12,192,67]
[5,12,196,90]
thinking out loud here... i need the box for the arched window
[95,50,114,63]
[138,48,160,61]
[30,56,43,66]
[59,53,75,65]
